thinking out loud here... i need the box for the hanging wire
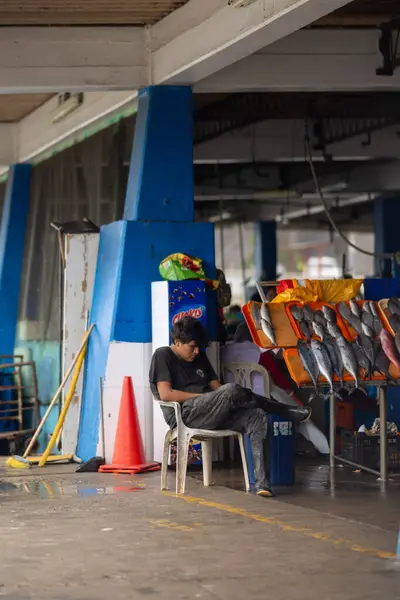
[304,131,399,264]
[219,196,225,272]
[237,222,246,300]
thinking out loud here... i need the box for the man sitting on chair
[149,317,311,498]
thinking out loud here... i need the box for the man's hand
[209,380,222,391]
[157,381,202,404]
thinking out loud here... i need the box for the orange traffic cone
[99,376,160,474]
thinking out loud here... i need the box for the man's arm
[157,381,202,404]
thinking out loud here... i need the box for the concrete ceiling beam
[196,29,400,93]
[0,27,148,92]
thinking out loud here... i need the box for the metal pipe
[379,386,388,481]
[329,392,336,471]
[333,455,380,478]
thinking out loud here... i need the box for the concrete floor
[0,459,400,600]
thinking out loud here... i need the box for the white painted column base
[97,341,153,463]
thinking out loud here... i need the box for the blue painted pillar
[374,197,400,277]
[255,221,277,281]
[124,86,193,221]
[78,87,216,461]
[0,164,31,355]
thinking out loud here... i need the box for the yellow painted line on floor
[163,492,394,560]
[149,519,202,532]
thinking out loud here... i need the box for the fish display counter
[242,293,400,484]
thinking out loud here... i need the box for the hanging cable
[218,195,225,272]
[237,222,246,300]
[304,133,399,264]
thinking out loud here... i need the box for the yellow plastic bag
[271,278,363,304]
[271,287,319,304]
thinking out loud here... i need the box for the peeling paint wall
[62,233,99,454]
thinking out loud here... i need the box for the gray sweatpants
[181,383,290,491]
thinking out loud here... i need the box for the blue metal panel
[364,277,400,301]
[0,164,31,355]
[77,221,126,461]
[123,86,194,222]
[374,198,400,277]
[112,220,216,343]
[255,221,277,281]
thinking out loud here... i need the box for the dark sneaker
[257,488,275,498]
[287,406,312,424]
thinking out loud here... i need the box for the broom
[6,325,94,468]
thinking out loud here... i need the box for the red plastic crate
[336,401,354,430]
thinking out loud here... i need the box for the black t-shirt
[149,347,218,427]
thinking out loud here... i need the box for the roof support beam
[0,125,16,165]
[6,1,359,164]
[151,0,356,85]
[0,27,148,92]
[196,29,400,92]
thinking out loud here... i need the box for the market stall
[243,279,400,484]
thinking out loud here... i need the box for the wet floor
[190,458,400,532]
[0,477,145,498]
[2,457,400,531]
[0,463,399,600]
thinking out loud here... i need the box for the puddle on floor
[0,479,145,499]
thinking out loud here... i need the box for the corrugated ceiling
[0,94,53,122]
[0,0,189,25]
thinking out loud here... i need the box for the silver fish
[261,318,276,346]
[350,299,361,319]
[374,346,390,379]
[303,305,314,322]
[289,304,304,322]
[252,302,261,330]
[361,311,374,330]
[327,322,341,339]
[260,303,272,324]
[313,310,327,326]
[361,322,374,338]
[299,320,312,341]
[336,335,365,393]
[310,339,334,397]
[357,333,377,377]
[388,314,400,333]
[312,320,326,340]
[350,315,363,334]
[297,340,320,396]
[338,302,352,322]
[395,330,400,356]
[369,301,379,318]
[352,342,370,379]
[322,305,336,323]
[325,334,344,388]
[388,297,400,317]
[362,302,372,315]
[339,301,361,332]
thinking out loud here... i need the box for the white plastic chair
[158,400,250,494]
[222,362,271,398]
[222,362,271,465]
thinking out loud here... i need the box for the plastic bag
[159,253,219,290]
[272,278,363,304]
[159,253,205,281]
